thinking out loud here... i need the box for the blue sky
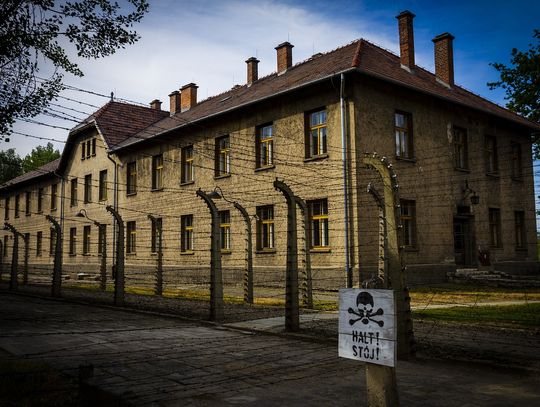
[4,0,539,157]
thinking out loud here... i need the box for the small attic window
[81,142,86,160]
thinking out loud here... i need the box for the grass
[0,357,77,406]
[413,302,540,328]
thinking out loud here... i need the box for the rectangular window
[151,217,162,253]
[515,211,526,249]
[37,188,43,213]
[36,231,42,257]
[49,228,56,256]
[51,184,57,211]
[83,225,91,255]
[485,135,498,174]
[97,224,106,255]
[84,174,92,203]
[489,208,502,248]
[3,235,8,257]
[219,210,231,251]
[256,124,274,168]
[181,146,194,184]
[400,200,417,248]
[86,139,91,159]
[215,136,230,176]
[14,194,20,218]
[127,161,137,195]
[181,215,194,252]
[25,191,31,216]
[152,154,164,190]
[69,227,77,255]
[81,142,86,160]
[511,142,522,179]
[4,197,9,220]
[70,178,78,206]
[126,221,136,254]
[92,138,96,156]
[309,199,329,248]
[306,109,327,158]
[395,111,413,159]
[99,170,108,201]
[453,126,468,170]
[256,205,274,250]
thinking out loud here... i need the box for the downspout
[340,73,352,288]
[107,153,119,267]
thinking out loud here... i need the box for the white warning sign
[338,289,396,367]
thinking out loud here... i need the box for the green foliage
[0,0,149,138]
[21,142,60,173]
[0,148,23,184]
[488,29,540,157]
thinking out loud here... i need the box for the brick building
[2,11,539,291]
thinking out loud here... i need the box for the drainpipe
[106,154,119,267]
[340,73,352,288]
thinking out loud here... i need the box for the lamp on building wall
[463,180,479,206]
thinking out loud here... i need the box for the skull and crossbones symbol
[348,292,384,327]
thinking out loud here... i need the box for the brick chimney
[396,10,415,71]
[275,42,293,73]
[246,57,259,85]
[168,91,180,115]
[180,83,198,112]
[432,33,455,87]
[150,99,162,110]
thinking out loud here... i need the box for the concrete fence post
[22,233,29,285]
[0,240,3,282]
[99,224,107,291]
[196,189,224,323]
[46,215,63,297]
[106,206,125,307]
[4,223,20,291]
[294,196,313,309]
[148,215,163,296]
[233,202,254,304]
[273,179,299,332]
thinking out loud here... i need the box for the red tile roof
[72,101,170,148]
[113,39,539,151]
[0,158,60,190]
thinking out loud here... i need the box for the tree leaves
[0,0,149,138]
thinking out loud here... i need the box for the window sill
[304,154,329,163]
[82,253,91,256]
[221,250,232,255]
[181,251,195,255]
[214,174,231,180]
[395,156,416,163]
[255,165,275,172]
[51,209,57,212]
[310,248,331,253]
[126,252,137,256]
[126,192,137,197]
[99,198,108,202]
[25,213,31,217]
[256,249,276,254]
[151,188,164,192]
[69,253,76,257]
[180,180,195,186]
[454,167,470,173]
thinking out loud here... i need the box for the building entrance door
[453,216,474,266]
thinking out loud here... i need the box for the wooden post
[274,179,299,331]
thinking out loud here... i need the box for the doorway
[453,216,475,266]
